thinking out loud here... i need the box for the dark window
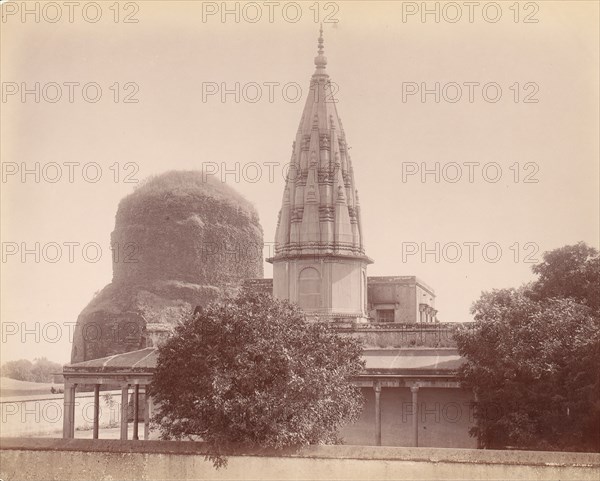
[377,309,395,322]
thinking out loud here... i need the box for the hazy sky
[1,1,598,363]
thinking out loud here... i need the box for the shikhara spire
[271,27,370,263]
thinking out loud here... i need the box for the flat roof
[63,347,158,374]
[367,276,435,296]
[64,347,462,378]
[362,348,463,375]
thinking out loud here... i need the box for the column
[374,382,382,446]
[473,391,481,449]
[411,386,419,447]
[120,384,129,440]
[70,384,77,438]
[93,384,100,439]
[143,388,150,440]
[62,381,76,438]
[62,381,69,438]
[133,384,139,440]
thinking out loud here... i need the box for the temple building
[264,28,437,324]
[61,29,473,448]
[244,276,438,324]
[267,27,371,321]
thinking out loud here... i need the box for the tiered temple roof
[270,27,369,263]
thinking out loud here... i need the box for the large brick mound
[71,171,264,363]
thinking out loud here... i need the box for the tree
[0,358,63,383]
[29,358,64,383]
[530,242,599,310]
[1,359,34,382]
[455,243,600,452]
[149,291,365,467]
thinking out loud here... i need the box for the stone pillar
[411,386,419,447]
[69,383,77,438]
[133,384,140,440]
[93,384,100,439]
[144,389,150,441]
[473,391,481,449]
[374,382,382,446]
[62,382,76,439]
[62,381,69,438]
[120,384,129,440]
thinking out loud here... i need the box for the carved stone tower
[268,27,373,321]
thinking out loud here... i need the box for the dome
[71,170,264,362]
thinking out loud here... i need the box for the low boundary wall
[1,438,599,481]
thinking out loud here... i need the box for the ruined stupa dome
[111,170,263,285]
[71,171,264,363]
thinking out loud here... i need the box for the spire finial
[314,24,327,70]
[318,23,324,55]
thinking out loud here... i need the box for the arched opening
[298,267,322,309]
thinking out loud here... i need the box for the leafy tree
[30,357,64,383]
[530,242,599,310]
[1,359,34,382]
[0,358,63,383]
[455,242,600,452]
[149,291,365,467]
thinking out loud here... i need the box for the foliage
[103,392,116,410]
[0,357,64,383]
[455,243,600,452]
[149,291,365,467]
[530,242,599,310]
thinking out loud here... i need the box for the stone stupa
[71,170,264,362]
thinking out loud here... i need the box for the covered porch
[347,348,474,448]
[62,347,158,440]
[62,346,472,447]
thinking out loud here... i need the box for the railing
[331,322,475,349]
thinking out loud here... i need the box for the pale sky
[1,1,598,363]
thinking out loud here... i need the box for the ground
[0,377,62,397]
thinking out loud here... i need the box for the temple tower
[268,27,373,321]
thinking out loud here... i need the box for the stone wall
[242,276,441,324]
[241,278,274,296]
[367,276,436,323]
[337,326,457,348]
[1,439,598,481]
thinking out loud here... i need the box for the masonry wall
[1,439,599,481]
[244,276,440,323]
[338,327,456,348]
[368,281,415,322]
[273,259,367,318]
[367,277,436,323]
[341,387,477,448]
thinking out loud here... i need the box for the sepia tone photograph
[0,1,598,480]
